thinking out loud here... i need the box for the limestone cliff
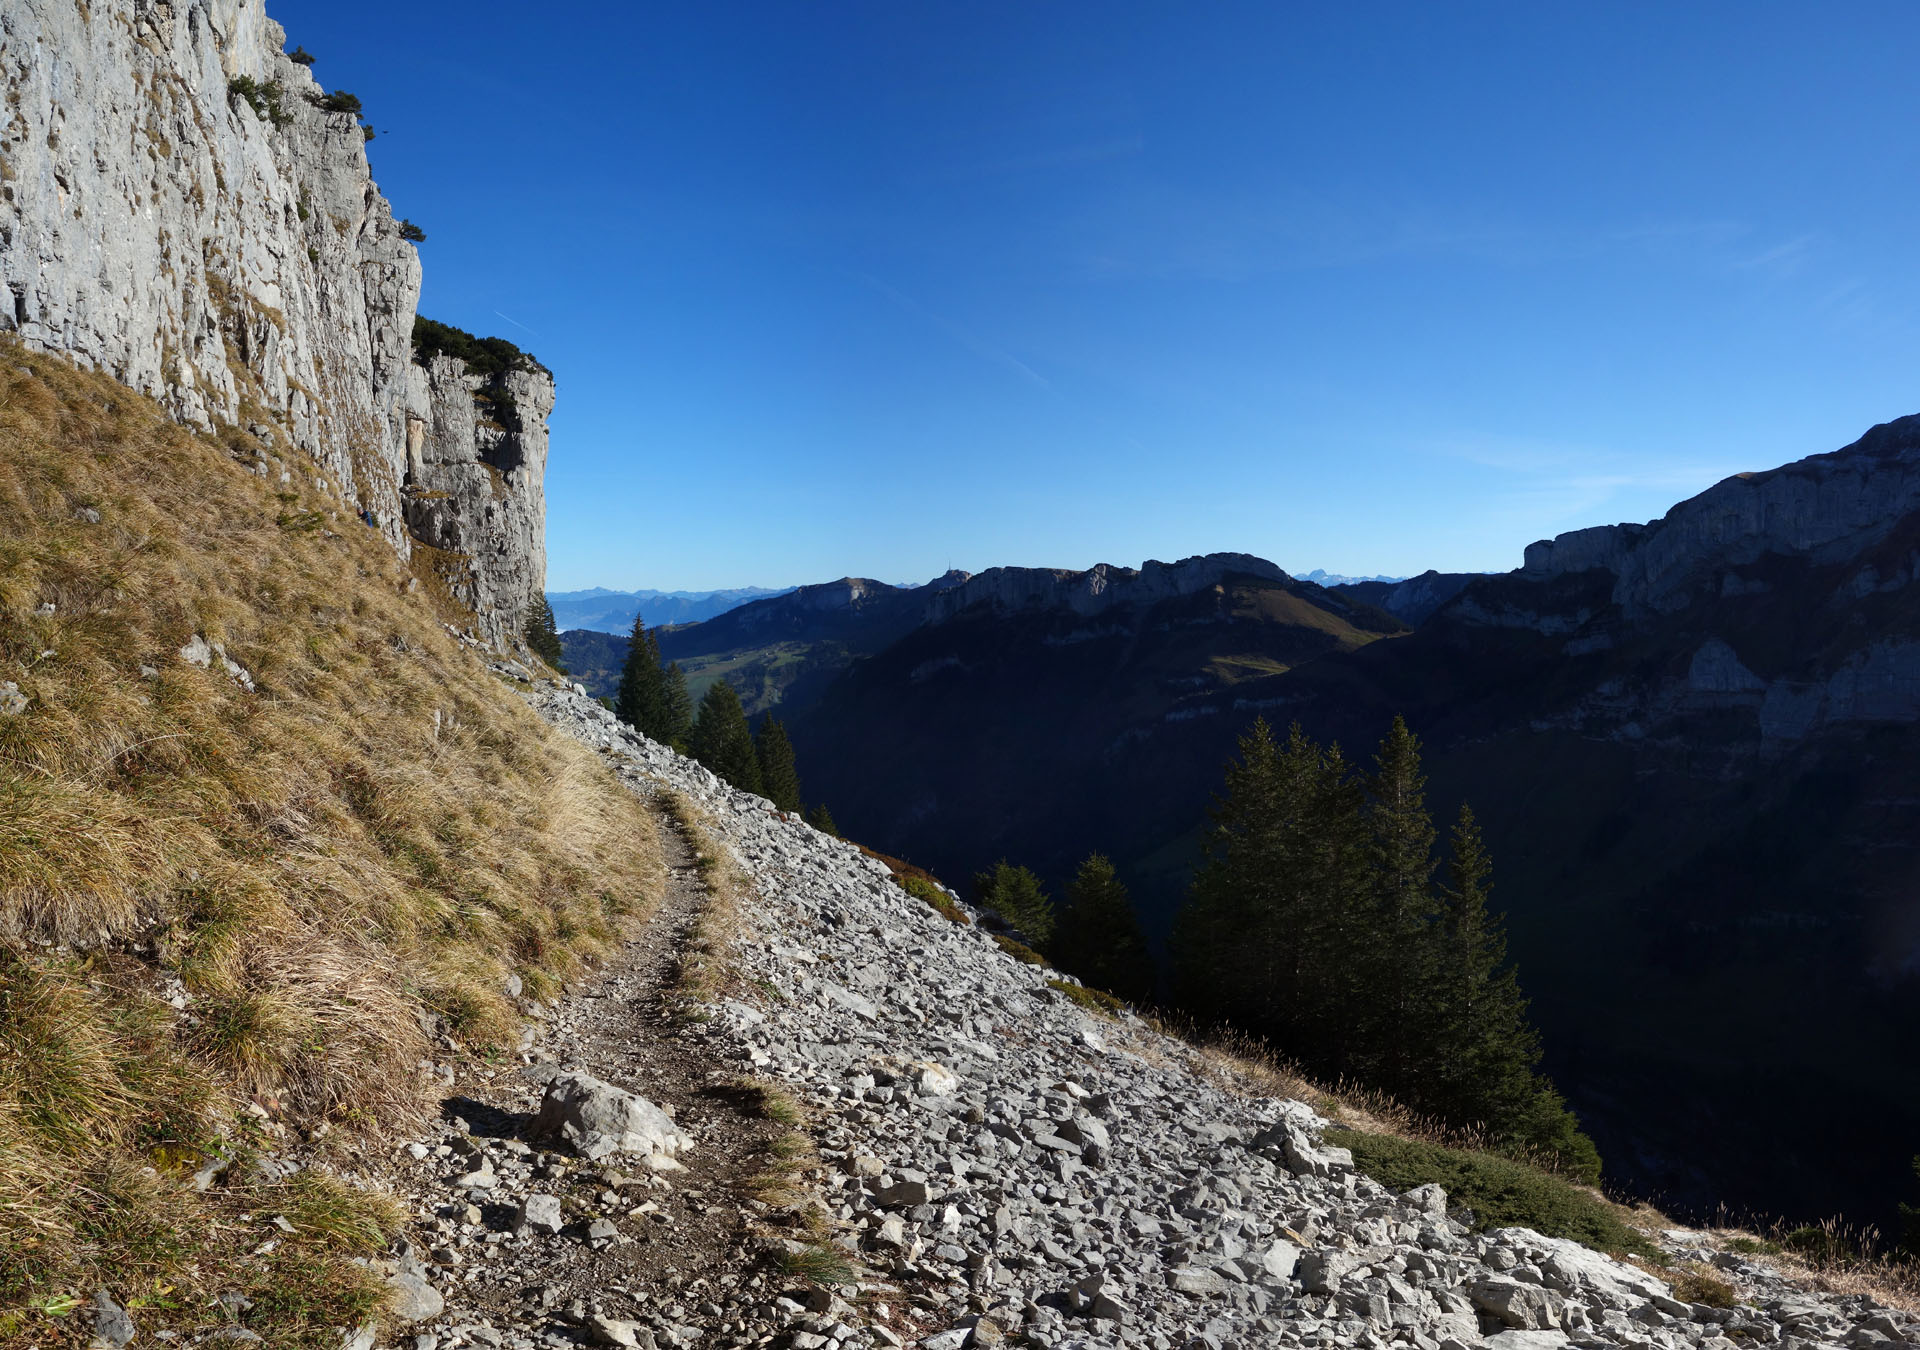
[1518,414,1920,616]
[0,0,549,648]
[403,351,553,649]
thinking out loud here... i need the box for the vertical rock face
[0,0,550,647]
[403,354,552,649]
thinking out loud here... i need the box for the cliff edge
[0,0,548,646]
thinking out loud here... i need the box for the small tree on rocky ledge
[973,860,1055,949]
[755,716,802,814]
[525,596,564,672]
[806,802,840,836]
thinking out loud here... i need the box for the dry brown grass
[0,344,664,1333]
[658,790,747,1010]
[1701,1219,1920,1315]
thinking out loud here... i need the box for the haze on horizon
[274,0,1920,592]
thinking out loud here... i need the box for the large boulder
[532,1070,691,1162]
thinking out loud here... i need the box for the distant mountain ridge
[548,585,794,633]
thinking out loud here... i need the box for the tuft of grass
[732,1077,805,1128]
[780,1241,855,1285]
[1668,1265,1737,1308]
[1047,978,1124,1018]
[0,345,666,1315]
[993,933,1048,966]
[659,790,746,1009]
[1325,1128,1660,1259]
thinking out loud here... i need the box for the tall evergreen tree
[755,716,803,813]
[805,802,839,837]
[1362,715,1441,1099]
[525,596,565,671]
[1173,719,1370,1068]
[688,679,761,795]
[615,614,666,736]
[660,661,693,750]
[1053,853,1155,1003]
[973,860,1055,948]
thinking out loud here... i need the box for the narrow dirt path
[371,795,793,1348]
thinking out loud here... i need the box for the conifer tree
[755,716,803,813]
[1363,715,1440,1099]
[660,661,693,749]
[1173,719,1369,1066]
[973,860,1055,948]
[805,802,839,837]
[1053,854,1154,1003]
[525,596,566,671]
[615,614,665,736]
[688,679,761,795]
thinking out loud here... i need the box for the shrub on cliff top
[412,315,542,380]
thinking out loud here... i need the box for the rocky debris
[88,1289,136,1349]
[532,1070,692,1164]
[0,682,26,716]
[488,680,1920,1350]
[179,634,256,691]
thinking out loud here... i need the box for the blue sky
[274,1,1920,591]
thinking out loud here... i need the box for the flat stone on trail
[519,1193,564,1234]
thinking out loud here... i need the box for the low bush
[227,75,291,128]
[1325,1129,1660,1258]
[314,89,362,115]
[1047,978,1124,1018]
[894,873,967,925]
[992,933,1048,965]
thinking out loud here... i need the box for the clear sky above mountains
[274,1,1920,591]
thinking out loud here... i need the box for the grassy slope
[0,346,663,1339]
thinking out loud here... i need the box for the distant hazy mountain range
[1297,567,1406,586]
[547,586,795,633]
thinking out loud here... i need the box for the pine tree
[805,802,839,837]
[615,614,665,736]
[660,662,693,750]
[1173,720,1370,1071]
[755,716,803,813]
[1428,805,1582,1161]
[1362,715,1441,1099]
[973,860,1055,948]
[688,679,761,795]
[1053,854,1155,1004]
[525,596,566,671]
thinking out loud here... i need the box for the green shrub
[1326,1128,1659,1258]
[412,316,540,379]
[1783,1225,1849,1266]
[287,45,317,66]
[895,873,967,925]
[227,76,291,129]
[1047,978,1124,1018]
[315,90,362,115]
[992,933,1047,966]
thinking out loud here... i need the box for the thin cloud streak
[855,273,1052,390]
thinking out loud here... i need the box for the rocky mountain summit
[0,0,549,644]
[923,554,1288,625]
[272,674,1915,1350]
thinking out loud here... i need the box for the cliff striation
[0,0,549,646]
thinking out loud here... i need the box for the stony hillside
[271,679,1915,1350]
